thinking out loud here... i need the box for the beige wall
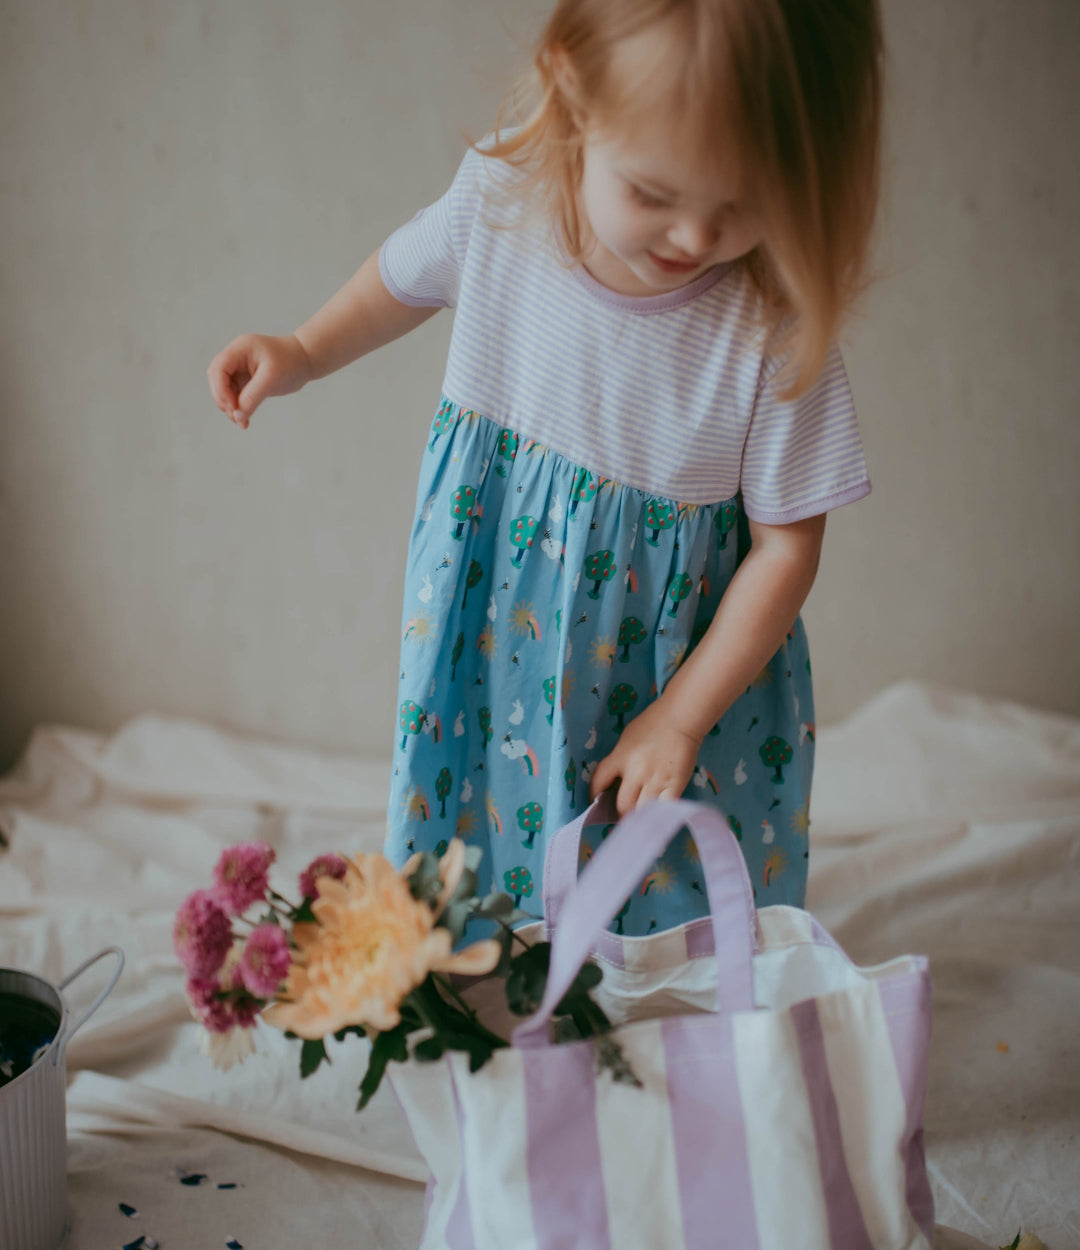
[2,0,1078,773]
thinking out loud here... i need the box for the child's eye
[629,184,669,209]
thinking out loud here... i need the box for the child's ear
[548,45,584,113]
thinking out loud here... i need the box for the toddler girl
[207,0,883,934]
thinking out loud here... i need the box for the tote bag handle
[513,798,757,1048]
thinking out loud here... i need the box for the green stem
[431,973,482,1023]
[414,977,507,1050]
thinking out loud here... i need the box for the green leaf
[289,897,316,924]
[356,1025,410,1111]
[463,845,484,874]
[299,1038,329,1079]
[571,962,602,992]
[553,1016,583,1043]
[414,1036,444,1062]
[333,1025,367,1043]
[506,943,551,1016]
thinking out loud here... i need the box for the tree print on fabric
[428,399,456,451]
[759,736,793,782]
[715,501,738,549]
[644,498,677,546]
[495,428,519,477]
[509,516,538,566]
[504,865,534,907]
[608,683,638,731]
[618,616,646,661]
[667,573,693,617]
[462,560,483,608]
[565,757,577,806]
[450,486,477,540]
[584,550,616,600]
[542,676,557,725]
[569,467,597,517]
[517,802,544,849]
[399,701,426,751]
[435,767,452,818]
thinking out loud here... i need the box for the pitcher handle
[54,946,125,1065]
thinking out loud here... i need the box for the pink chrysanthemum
[174,889,234,978]
[299,852,348,901]
[186,976,260,1034]
[238,923,292,997]
[212,842,276,915]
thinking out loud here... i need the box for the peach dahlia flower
[262,840,499,1038]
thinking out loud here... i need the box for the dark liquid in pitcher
[0,993,61,1088]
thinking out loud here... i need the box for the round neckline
[554,231,729,314]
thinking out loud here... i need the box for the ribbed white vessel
[0,970,68,1250]
[2,952,123,1250]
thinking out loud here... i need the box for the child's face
[578,122,763,298]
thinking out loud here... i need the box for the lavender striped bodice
[379,144,870,520]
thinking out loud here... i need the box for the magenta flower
[174,889,234,978]
[299,852,348,901]
[212,842,276,915]
[238,923,292,997]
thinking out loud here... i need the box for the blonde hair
[473,0,884,398]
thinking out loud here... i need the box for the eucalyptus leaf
[476,892,514,920]
[455,866,479,901]
[440,899,473,943]
[406,853,443,905]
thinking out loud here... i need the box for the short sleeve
[739,344,871,524]
[377,146,487,310]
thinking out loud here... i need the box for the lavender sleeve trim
[377,241,451,310]
[743,479,871,525]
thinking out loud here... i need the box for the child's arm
[207,247,439,428]
[589,513,826,816]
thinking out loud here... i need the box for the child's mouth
[647,251,701,275]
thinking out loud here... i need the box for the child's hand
[589,698,702,817]
[207,333,314,429]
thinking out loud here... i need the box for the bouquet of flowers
[173,837,637,1108]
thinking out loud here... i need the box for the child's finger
[234,363,269,422]
[589,755,620,800]
[615,775,641,817]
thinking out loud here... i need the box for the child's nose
[669,217,720,258]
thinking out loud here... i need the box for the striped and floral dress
[378,143,869,935]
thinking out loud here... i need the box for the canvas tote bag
[389,797,934,1250]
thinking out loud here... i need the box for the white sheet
[1,681,1076,1249]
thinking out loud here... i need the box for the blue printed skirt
[384,398,815,934]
